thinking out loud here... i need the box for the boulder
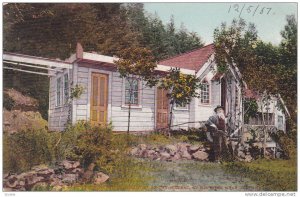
[238,151,246,159]
[73,161,81,169]
[189,145,201,153]
[62,174,77,184]
[37,168,54,179]
[138,144,147,150]
[130,147,139,155]
[177,143,190,152]
[165,145,177,155]
[5,175,18,188]
[160,152,171,160]
[93,172,109,184]
[192,150,209,161]
[171,153,181,161]
[181,151,192,160]
[62,160,74,170]
[244,155,252,162]
[146,150,156,157]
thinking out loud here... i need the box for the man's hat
[214,105,224,112]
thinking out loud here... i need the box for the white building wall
[48,69,71,131]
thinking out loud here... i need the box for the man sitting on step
[205,106,231,162]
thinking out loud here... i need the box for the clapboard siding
[48,69,71,131]
[74,65,157,131]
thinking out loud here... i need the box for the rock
[181,151,192,160]
[5,175,18,188]
[82,170,94,183]
[4,173,11,179]
[93,172,109,184]
[25,175,44,188]
[62,174,77,184]
[189,145,201,153]
[177,143,188,153]
[244,155,252,162]
[171,153,181,161]
[165,145,177,155]
[146,150,156,157]
[192,150,209,161]
[50,178,63,187]
[130,147,139,155]
[3,187,13,192]
[72,168,84,174]
[62,160,74,170]
[160,152,171,160]
[238,151,246,159]
[73,161,80,169]
[37,168,54,179]
[138,144,147,150]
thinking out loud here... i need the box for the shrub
[270,130,296,160]
[3,92,15,110]
[3,129,58,173]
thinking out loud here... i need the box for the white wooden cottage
[3,44,289,138]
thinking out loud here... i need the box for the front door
[90,73,108,126]
[156,88,169,129]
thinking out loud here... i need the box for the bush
[3,92,15,110]
[270,130,296,160]
[3,128,58,173]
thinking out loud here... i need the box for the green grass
[224,158,297,191]
[64,158,154,191]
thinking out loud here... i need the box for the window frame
[56,77,62,107]
[199,80,211,105]
[122,77,142,108]
[174,102,189,110]
[277,115,284,130]
[63,73,69,105]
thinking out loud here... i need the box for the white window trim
[174,103,189,111]
[56,76,62,107]
[121,78,143,109]
[199,79,211,106]
[63,73,69,105]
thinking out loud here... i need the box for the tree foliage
[214,16,297,121]
[125,4,204,60]
[114,47,158,133]
[3,3,204,120]
[159,68,201,132]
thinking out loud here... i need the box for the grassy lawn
[224,158,297,191]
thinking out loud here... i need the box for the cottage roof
[159,44,214,72]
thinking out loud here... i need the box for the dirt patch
[4,109,48,134]
[4,88,39,111]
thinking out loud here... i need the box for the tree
[214,17,297,156]
[159,68,201,136]
[114,47,158,134]
[125,3,204,61]
[214,19,277,157]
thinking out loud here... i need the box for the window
[278,115,284,130]
[246,112,275,125]
[125,78,139,105]
[64,74,69,104]
[200,81,210,104]
[56,77,62,106]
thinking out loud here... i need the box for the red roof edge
[159,43,214,63]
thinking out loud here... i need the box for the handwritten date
[228,4,274,17]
